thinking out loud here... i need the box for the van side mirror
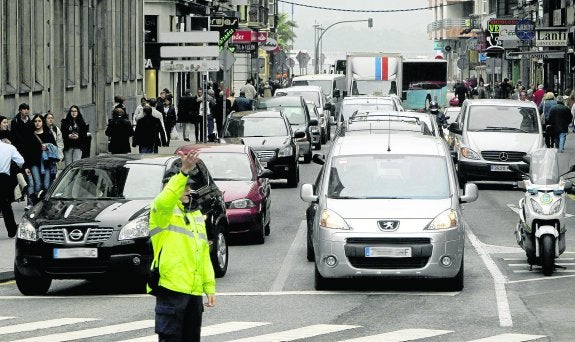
[460,183,478,203]
[309,118,318,126]
[333,89,341,98]
[258,169,274,179]
[448,122,462,135]
[300,183,318,203]
[323,103,332,110]
[564,180,573,191]
[342,90,348,98]
[293,131,305,139]
[312,154,325,165]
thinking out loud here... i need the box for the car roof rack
[337,112,432,137]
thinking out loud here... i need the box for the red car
[176,144,273,244]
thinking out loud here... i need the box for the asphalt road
[0,140,574,341]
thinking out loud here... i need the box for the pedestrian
[61,105,89,166]
[206,89,217,141]
[10,103,33,156]
[145,99,168,152]
[240,79,258,104]
[568,90,575,133]
[177,89,196,142]
[454,81,468,107]
[44,112,64,163]
[0,115,13,144]
[214,90,231,138]
[547,96,573,151]
[0,139,25,237]
[518,90,530,103]
[539,92,557,148]
[231,91,253,112]
[113,95,129,120]
[105,107,133,154]
[133,97,148,127]
[532,85,545,107]
[148,151,216,341]
[25,114,58,209]
[133,107,166,154]
[500,78,513,99]
[159,97,177,146]
[475,80,487,99]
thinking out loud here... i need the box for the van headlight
[119,216,150,240]
[460,146,481,160]
[17,218,38,241]
[278,146,293,157]
[426,209,458,230]
[320,209,350,230]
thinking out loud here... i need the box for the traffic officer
[148,151,216,342]
[0,139,25,238]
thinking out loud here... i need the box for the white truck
[345,52,403,97]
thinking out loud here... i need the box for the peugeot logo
[68,229,84,241]
[378,220,399,231]
[499,152,509,162]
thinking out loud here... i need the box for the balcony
[427,18,473,40]
[239,2,270,29]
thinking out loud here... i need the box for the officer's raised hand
[178,150,199,174]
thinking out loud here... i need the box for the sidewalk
[0,134,195,282]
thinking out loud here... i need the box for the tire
[327,124,331,141]
[314,142,321,150]
[303,149,312,163]
[314,263,331,290]
[253,216,265,245]
[445,256,464,291]
[306,226,314,262]
[287,165,299,188]
[15,266,52,296]
[540,235,555,276]
[320,130,326,144]
[210,227,229,278]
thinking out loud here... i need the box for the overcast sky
[279,0,435,62]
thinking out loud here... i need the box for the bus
[401,58,448,111]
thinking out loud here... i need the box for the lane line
[227,324,360,342]
[507,274,575,284]
[338,328,453,342]
[270,221,306,292]
[465,228,513,327]
[509,263,575,267]
[513,269,575,273]
[467,332,546,341]
[0,318,97,335]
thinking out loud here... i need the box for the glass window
[225,117,288,137]
[200,152,254,181]
[327,155,450,199]
[467,106,539,133]
[341,103,394,121]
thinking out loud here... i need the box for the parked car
[221,110,304,187]
[448,99,543,186]
[300,133,478,291]
[175,144,273,244]
[291,74,346,119]
[14,154,230,295]
[255,96,317,163]
[305,100,323,150]
[274,86,333,143]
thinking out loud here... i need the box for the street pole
[314,19,372,74]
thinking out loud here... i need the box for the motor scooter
[511,148,575,276]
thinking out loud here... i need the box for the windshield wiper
[329,195,365,199]
[483,126,527,132]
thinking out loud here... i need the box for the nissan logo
[499,152,509,162]
[378,220,399,231]
[69,229,84,241]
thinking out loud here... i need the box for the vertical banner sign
[375,57,389,81]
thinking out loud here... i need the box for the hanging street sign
[228,42,258,53]
[160,60,220,72]
[210,16,239,32]
[515,19,536,41]
[260,37,279,51]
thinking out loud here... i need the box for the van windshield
[291,80,332,96]
[467,106,539,133]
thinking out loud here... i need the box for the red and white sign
[231,30,255,43]
[256,32,268,42]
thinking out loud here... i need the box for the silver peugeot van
[447,99,544,185]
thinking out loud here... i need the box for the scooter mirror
[564,180,573,191]
[516,180,526,190]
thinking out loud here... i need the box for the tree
[276,12,297,50]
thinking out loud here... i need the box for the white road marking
[513,269,575,273]
[227,324,360,342]
[117,321,271,341]
[338,328,453,341]
[467,332,546,341]
[10,320,154,342]
[0,318,97,335]
[0,317,16,320]
[509,263,575,267]
[466,228,513,327]
[507,274,575,284]
[270,220,307,292]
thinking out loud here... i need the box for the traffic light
[368,18,373,28]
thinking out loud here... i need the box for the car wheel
[327,125,331,141]
[210,226,228,278]
[306,226,314,262]
[303,148,312,163]
[314,142,321,150]
[314,263,331,290]
[287,165,299,188]
[15,265,52,296]
[253,215,265,245]
[445,256,464,291]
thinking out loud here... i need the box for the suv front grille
[40,227,114,244]
[346,237,431,245]
[255,150,276,159]
[481,151,525,162]
[348,257,429,269]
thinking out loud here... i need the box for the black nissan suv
[14,154,229,295]
[221,110,304,187]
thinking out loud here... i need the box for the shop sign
[535,28,568,47]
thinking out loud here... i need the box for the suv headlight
[320,209,350,230]
[119,216,150,240]
[17,218,38,241]
[460,146,481,160]
[229,198,256,209]
[278,146,293,157]
[426,209,458,230]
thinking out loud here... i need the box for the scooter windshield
[529,148,570,186]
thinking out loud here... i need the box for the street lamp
[314,18,373,74]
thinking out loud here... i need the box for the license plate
[365,246,412,258]
[491,165,510,172]
[53,248,98,259]
[260,161,268,168]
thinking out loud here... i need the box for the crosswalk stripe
[116,321,271,342]
[0,318,97,335]
[0,317,16,321]
[227,324,360,342]
[338,328,453,342]
[10,320,154,342]
[467,333,546,341]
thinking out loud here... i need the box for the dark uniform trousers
[0,173,17,237]
[155,286,204,342]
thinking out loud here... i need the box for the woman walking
[0,115,12,144]
[105,108,133,154]
[61,105,88,166]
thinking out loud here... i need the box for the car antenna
[387,113,391,152]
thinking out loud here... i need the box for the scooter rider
[429,101,447,136]
[148,151,216,341]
